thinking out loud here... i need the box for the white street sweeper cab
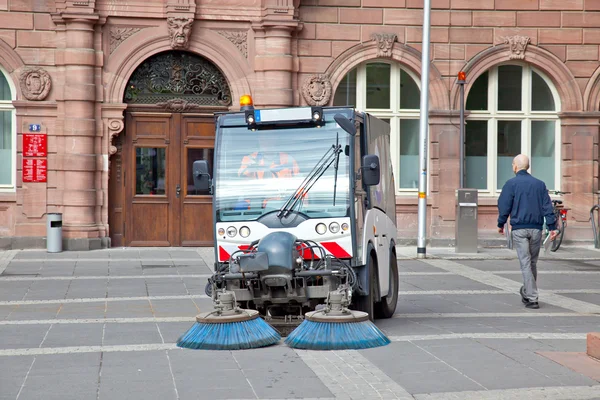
[193,95,399,333]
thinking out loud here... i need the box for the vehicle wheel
[375,251,399,319]
[354,254,375,322]
[551,215,566,252]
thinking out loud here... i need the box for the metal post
[417,0,432,259]
[458,75,465,189]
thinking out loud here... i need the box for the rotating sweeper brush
[177,290,281,350]
[285,289,390,350]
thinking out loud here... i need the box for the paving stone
[102,322,162,345]
[106,280,148,297]
[77,250,110,259]
[105,300,152,318]
[98,351,176,400]
[0,281,32,301]
[0,324,50,349]
[1,262,42,274]
[146,282,188,296]
[0,355,35,399]
[74,261,110,275]
[41,323,104,347]
[398,260,447,273]
[0,305,14,319]
[108,250,141,259]
[14,251,47,260]
[23,281,71,300]
[56,302,106,319]
[7,303,61,320]
[65,279,108,299]
[388,368,484,395]
[400,275,500,291]
[157,322,195,343]
[375,319,449,336]
[246,368,332,399]
[150,299,200,318]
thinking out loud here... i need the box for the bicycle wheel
[551,213,566,252]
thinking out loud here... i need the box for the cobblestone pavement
[0,246,599,400]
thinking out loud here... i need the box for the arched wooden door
[108,51,231,247]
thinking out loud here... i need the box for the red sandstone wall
[0,0,599,244]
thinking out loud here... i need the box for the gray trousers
[512,228,542,302]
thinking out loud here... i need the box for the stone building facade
[0,0,599,249]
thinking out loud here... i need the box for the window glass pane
[366,63,391,109]
[187,148,214,195]
[466,71,488,111]
[333,68,357,107]
[400,69,420,109]
[497,120,521,189]
[531,121,555,190]
[498,65,522,111]
[0,111,11,185]
[136,147,166,195]
[0,73,10,101]
[465,120,488,189]
[399,119,419,188]
[531,71,555,111]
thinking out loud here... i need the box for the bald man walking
[497,154,558,309]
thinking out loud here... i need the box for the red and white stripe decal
[218,242,351,262]
[218,246,230,262]
[320,242,352,259]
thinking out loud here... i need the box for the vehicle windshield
[215,119,351,222]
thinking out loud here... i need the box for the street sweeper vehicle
[178,95,399,350]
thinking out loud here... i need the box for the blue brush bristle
[177,318,281,350]
[284,320,390,350]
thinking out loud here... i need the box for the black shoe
[525,301,540,309]
[520,286,528,304]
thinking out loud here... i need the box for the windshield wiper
[277,142,342,219]
[333,133,340,206]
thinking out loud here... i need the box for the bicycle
[544,190,568,252]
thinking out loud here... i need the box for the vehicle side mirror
[193,160,211,192]
[334,114,356,136]
[361,155,380,186]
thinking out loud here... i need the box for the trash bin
[47,213,63,253]
[455,189,478,253]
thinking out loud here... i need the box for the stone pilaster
[429,111,461,239]
[559,112,600,242]
[252,1,300,108]
[52,11,103,248]
[101,103,126,242]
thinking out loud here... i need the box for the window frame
[336,60,424,195]
[466,63,561,196]
[0,65,16,192]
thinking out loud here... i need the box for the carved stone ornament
[110,27,143,54]
[218,31,248,58]
[108,119,125,156]
[371,33,397,58]
[301,74,332,107]
[19,68,52,101]
[168,17,194,49]
[503,35,530,60]
[156,98,202,112]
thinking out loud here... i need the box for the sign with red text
[22,158,47,183]
[23,134,47,157]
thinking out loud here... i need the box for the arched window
[0,67,15,191]
[465,64,560,194]
[333,62,421,192]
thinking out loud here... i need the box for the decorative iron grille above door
[123,51,232,107]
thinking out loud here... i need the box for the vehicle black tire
[354,254,375,322]
[374,251,399,319]
[551,214,565,252]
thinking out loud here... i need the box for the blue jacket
[497,170,556,231]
